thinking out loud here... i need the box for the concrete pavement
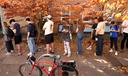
[0,49,128,76]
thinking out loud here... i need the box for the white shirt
[10,22,16,29]
[122,20,128,33]
[96,22,106,35]
[43,19,54,35]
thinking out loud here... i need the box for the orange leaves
[0,0,86,20]
[0,0,8,3]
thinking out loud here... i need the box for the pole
[0,6,6,51]
[0,6,5,34]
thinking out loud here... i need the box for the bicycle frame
[39,61,57,76]
[28,58,60,76]
[25,57,39,75]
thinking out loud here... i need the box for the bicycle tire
[52,65,79,76]
[19,63,42,76]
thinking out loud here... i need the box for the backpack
[7,28,14,39]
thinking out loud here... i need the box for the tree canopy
[0,0,128,20]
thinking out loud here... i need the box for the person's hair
[3,22,9,28]
[64,20,69,25]
[78,20,81,25]
[93,17,98,20]
[26,18,31,21]
[98,16,104,22]
[9,19,15,24]
[74,21,77,25]
[111,21,115,24]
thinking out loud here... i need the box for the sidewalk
[0,48,128,76]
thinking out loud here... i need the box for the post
[0,6,5,34]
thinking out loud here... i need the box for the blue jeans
[77,32,83,54]
[27,37,37,54]
[96,35,104,56]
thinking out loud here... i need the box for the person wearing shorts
[87,17,98,50]
[45,33,54,44]
[43,15,54,54]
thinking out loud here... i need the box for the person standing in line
[26,18,37,56]
[95,16,106,56]
[75,20,84,55]
[57,21,64,42]
[42,15,54,54]
[9,19,22,55]
[120,17,128,50]
[62,21,71,57]
[3,22,14,55]
[109,21,120,55]
[87,17,98,50]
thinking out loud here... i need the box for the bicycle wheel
[19,63,42,76]
[52,65,79,76]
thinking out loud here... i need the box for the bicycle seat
[38,54,61,60]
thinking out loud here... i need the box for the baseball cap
[47,15,52,19]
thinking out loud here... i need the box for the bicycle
[19,54,79,76]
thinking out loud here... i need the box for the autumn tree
[86,0,128,19]
[0,0,74,42]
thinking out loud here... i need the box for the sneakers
[86,46,92,50]
[63,52,67,56]
[109,49,118,56]
[5,52,11,55]
[63,52,71,57]
[94,53,97,56]
[67,54,71,57]
[11,50,14,53]
[18,53,22,56]
[109,49,113,53]
[27,52,33,57]
[115,51,118,56]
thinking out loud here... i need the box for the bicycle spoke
[19,63,42,76]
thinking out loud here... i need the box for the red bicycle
[19,54,78,76]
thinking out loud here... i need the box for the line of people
[3,19,22,56]
[3,18,37,56]
[87,16,128,56]
[2,15,128,57]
